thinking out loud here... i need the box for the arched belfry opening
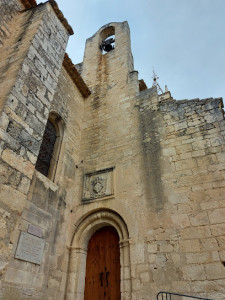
[99,26,115,54]
[65,209,131,300]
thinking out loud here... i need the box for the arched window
[35,112,63,181]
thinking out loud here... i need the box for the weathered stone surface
[2,148,34,179]
[0,184,26,211]
[179,239,201,252]
[0,5,224,300]
[205,263,225,280]
[208,208,225,224]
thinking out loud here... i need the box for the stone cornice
[19,0,37,9]
[19,0,74,36]
[49,0,74,35]
[63,53,91,98]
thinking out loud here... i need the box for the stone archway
[65,209,131,300]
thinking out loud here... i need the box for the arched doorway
[84,226,120,300]
[65,209,131,300]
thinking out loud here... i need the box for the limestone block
[168,192,189,204]
[211,223,225,236]
[205,262,225,280]
[124,279,132,292]
[219,250,225,261]
[147,243,157,253]
[130,243,145,264]
[136,264,148,274]
[191,280,220,293]
[176,143,192,154]
[180,226,211,239]
[171,214,190,228]
[217,237,225,247]
[123,266,130,280]
[186,251,219,264]
[189,212,209,226]
[148,254,156,264]
[174,121,188,131]
[48,278,61,289]
[179,152,192,160]
[210,136,224,147]
[180,174,202,186]
[192,139,211,151]
[0,184,26,211]
[1,148,34,179]
[179,239,200,252]
[171,281,191,293]
[132,279,140,291]
[197,155,217,168]
[200,238,219,251]
[27,151,37,164]
[0,112,9,130]
[212,180,225,188]
[208,208,225,224]
[59,272,67,292]
[162,147,176,156]
[170,253,183,265]
[159,243,173,253]
[18,176,30,195]
[155,254,167,267]
[26,112,45,134]
[0,216,7,238]
[5,267,43,287]
[192,150,206,157]
[216,152,225,162]
[192,183,212,192]
[0,128,20,151]
[19,130,40,156]
[140,271,150,283]
[182,264,206,281]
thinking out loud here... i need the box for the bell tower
[81,22,139,96]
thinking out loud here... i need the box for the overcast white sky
[37,0,225,101]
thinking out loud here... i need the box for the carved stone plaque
[83,167,114,201]
[15,232,45,265]
[28,224,43,238]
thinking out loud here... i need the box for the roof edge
[63,53,91,98]
[19,0,37,9]
[19,0,74,36]
[48,0,74,35]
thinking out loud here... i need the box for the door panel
[84,226,121,300]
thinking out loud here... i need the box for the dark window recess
[35,120,56,177]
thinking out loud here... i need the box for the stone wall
[67,22,225,300]
[136,89,225,299]
[0,4,225,300]
[40,66,85,300]
[0,2,71,299]
[0,0,23,46]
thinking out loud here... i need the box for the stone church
[0,0,225,299]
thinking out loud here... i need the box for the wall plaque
[15,232,45,265]
[83,167,114,202]
[28,224,43,238]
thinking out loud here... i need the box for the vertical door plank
[84,226,121,300]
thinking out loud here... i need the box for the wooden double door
[84,226,121,300]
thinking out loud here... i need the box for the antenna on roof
[152,68,163,94]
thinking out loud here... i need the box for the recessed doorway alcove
[65,209,131,300]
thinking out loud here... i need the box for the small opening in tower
[100,35,115,54]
